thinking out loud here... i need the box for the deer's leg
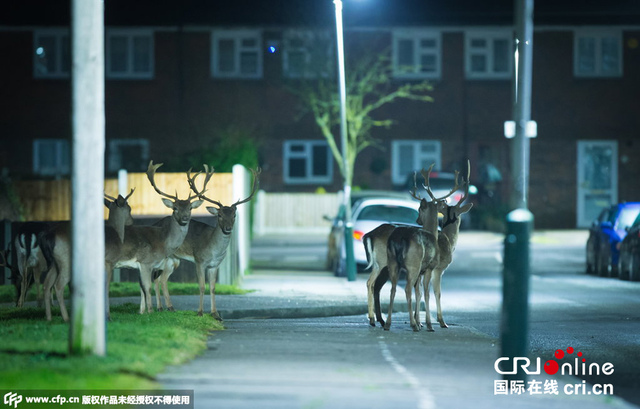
[406,272,420,332]
[153,274,163,311]
[374,267,389,327]
[366,267,379,327]
[208,267,222,321]
[35,269,43,308]
[43,266,57,321]
[54,273,69,322]
[18,268,29,308]
[384,264,398,331]
[195,262,206,317]
[162,258,178,312]
[423,271,434,331]
[433,270,448,328]
[139,265,154,314]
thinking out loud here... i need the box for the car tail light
[353,230,364,241]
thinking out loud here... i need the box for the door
[577,141,618,228]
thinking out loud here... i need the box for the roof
[3,0,640,28]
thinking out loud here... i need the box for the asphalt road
[160,231,640,409]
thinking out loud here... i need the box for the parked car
[586,202,640,277]
[325,196,420,277]
[399,170,477,228]
[618,213,640,281]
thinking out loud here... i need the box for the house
[1,0,639,228]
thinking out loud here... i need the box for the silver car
[327,197,420,276]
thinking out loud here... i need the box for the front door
[577,140,618,228]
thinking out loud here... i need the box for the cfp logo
[3,392,22,408]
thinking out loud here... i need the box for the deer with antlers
[421,161,473,331]
[41,188,136,321]
[152,165,260,320]
[381,164,461,331]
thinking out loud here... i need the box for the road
[161,231,640,408]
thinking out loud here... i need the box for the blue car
[586,202,640,277]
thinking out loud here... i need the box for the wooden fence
[4,169,249,286]
[15,172,234,221]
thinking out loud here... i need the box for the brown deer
[42,189,135,321]
[153,166,260,320]
[422,161,473,331]
[13,222,52,307]
[382,165,459,331]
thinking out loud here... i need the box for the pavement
[149,230,639,409]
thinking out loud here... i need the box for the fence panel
[254,191,339,235]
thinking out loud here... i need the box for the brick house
[1,0,639,228]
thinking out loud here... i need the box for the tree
[291,52,434,187]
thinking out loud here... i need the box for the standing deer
[42,189,135,321]
[153,165,260,320]
[106,161,203,316]
[13,222,52,307]
[382,164,459,331]
[422,161,473,331]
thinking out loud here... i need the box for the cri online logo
[495,346,614,376]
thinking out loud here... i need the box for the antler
[232,167,261,207]
[146,160,179,201]
[188,164,222,207]
[455,160,471,208]
[105,188,135,206]
[409,171,423,201]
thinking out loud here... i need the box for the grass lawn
[0,281,251,304]
[0,303,224,393]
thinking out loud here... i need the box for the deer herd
[2,159,471,333]
[1,161,260,322]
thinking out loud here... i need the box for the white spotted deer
[153,166,260,320]
[13,222,52,307]
[382,165,459,331]
[422,161,473,331]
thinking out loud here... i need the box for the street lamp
[333,0,357,281]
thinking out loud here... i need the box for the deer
[381,164,460,331]
[12,222,53,308]
[152,165,260,320]
[422,161,473,331]
[41,188,135,321]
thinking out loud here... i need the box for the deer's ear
[206,206,219,216]
[104,198,111,208]
[161,198,174,209]
[191,200,204,209]
[458,203,473,215]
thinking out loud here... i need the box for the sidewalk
[156,269,638,409]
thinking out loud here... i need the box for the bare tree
[290,52,434,187]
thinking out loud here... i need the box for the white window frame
[283,140,333,185]
[106,28,154,79]
[465,29,513,79]
[283,30,333,79]
[33,29,70,79]
[33,139,70,176]
[392,29,441,80]
[574,30,623,78]
[107,139,150,173]
[391,140,442,185]
[211,29,263,79]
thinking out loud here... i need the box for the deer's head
[147,161,204,226]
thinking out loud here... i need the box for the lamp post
[333,0,356,281]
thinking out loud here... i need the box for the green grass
[0,281,252,304]
[0,303,224,391]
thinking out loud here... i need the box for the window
[391,140,441,185]
[392,29,441,79]
[212,30,262,78]
[33,139,70,176]
[33,29,70,78]
[108,139,149,172]
[283,30,333,78]
[574,30,622,77]
[465,30,513,79]
[106,29,154,79]
[283,141,332,184]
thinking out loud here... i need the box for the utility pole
[333,0,356,281]
[500,0,534,381]
[70,0,106,356]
